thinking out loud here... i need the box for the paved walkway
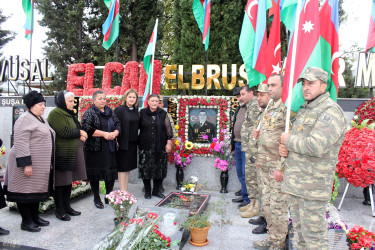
[0,181,373,249]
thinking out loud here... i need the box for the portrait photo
[188,108,217,143]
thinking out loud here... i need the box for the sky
[0,1,373,67]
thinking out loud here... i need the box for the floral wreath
[176,96,231,156]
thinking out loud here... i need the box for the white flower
[181,187,186,191]
[190,187,195,192]
[191,176,199,183]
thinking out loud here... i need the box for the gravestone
[155,192,211,215]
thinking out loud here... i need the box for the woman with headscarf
[81,90,120,209]
[47,91,87,221]
[138,94,173,199]
[0,138,9,235]
[5,91,54,232]
[114,89,140,191]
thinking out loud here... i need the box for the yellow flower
[175,140,179,146]
[185,141,194,150]
[175,124,179,130]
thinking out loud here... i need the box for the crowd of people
[230,67,347,250]
[0,66,347,250]
[0,89,172,234]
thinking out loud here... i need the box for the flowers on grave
[347,225,375,249]
[181,176,199,192]
[353,97,375,126]
[106,190,137,222]
[336,126,375,187]
[94,212,178,250]
[172,137,194,169]
[176,96,231,156]
[326,204,348,232]
[208,129,234,172]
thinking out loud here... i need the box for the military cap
[298,67,328,83]
[257,84,268,93]
[233,87,241,96]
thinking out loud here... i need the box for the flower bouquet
[326,204,348,232]
[207,129,234,172]
[106,190,137,223]
[181,176,199,193]
[347,225,375,249]
[94,212,179,250]
[172,137,194,170]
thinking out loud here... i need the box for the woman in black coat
[114,89,140,191]
[0,138,9,235]
[138,94,173,199]
[81,90,120,209]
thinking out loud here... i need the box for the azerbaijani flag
[239,0,268,87]
[141,19,158,109]
[266,0,281,77]
[281,0,321,112]
[320,0,339,101]
[193,0,211,51]
[366,0,375,52]
[22,0,34,40]
[102,0,120,50]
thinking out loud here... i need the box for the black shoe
[235,190,242,196]
[249,216,266,225]
[33,217,50,227]
[145,192,151,199]
[21,223,41,232]
[252,223,268,234]
[94,200,104,209]
[363,200,372,206]
[232,197,244,203]
[152,192,165,199]
[55,212,71,221]
[66,209,81,216]
[238,201,250,209]
[0,227,9,235]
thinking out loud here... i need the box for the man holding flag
[279,67,346,249]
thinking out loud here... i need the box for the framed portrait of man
[188,108,217,143]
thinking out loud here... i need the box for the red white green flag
[193,0,211,51]
[141,19,158,109]
[281,0,321,112]
[102,0,120,50]
[266,0,281,77]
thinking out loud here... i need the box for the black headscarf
[23,90,46,109]
[55,90,81,129]
[145,106,164,153]
[93,105,116,152]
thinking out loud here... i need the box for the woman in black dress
[138,94,173,199]
[0,138,9,235]
[81,90,120,209]
[114,89,140,191]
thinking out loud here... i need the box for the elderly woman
[139,94,173,199]
[47,91,87,221]
[114,89,139,191]
[5,91,54,232]
[81,90,120,209]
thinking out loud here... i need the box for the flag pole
[150,18,158,95]
[285,0,302,133]
[205,49,208,95]
[28,0,34,92]
[116,37,119,85]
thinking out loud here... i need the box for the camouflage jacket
[257,98,287,171]
[241,97,260,153]
[281,92,347,201]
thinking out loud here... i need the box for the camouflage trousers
[258,166,288,244]
[288,194,328,250]
[245,159,258,199]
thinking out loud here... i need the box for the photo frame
[176,96,231,156]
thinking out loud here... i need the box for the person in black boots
[0,138,10,235]
[4,91,53,232]
[138,94,173,199]
[81,90,120,209]
[48,91,88,220]
[363,186,373,205]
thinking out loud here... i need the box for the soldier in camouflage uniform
[239,85,261,216]
[240,84,269,219]
[280,67,347,249]
[253,74,290,250]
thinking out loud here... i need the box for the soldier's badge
[323,115,332,122]
[298,125,303,131]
